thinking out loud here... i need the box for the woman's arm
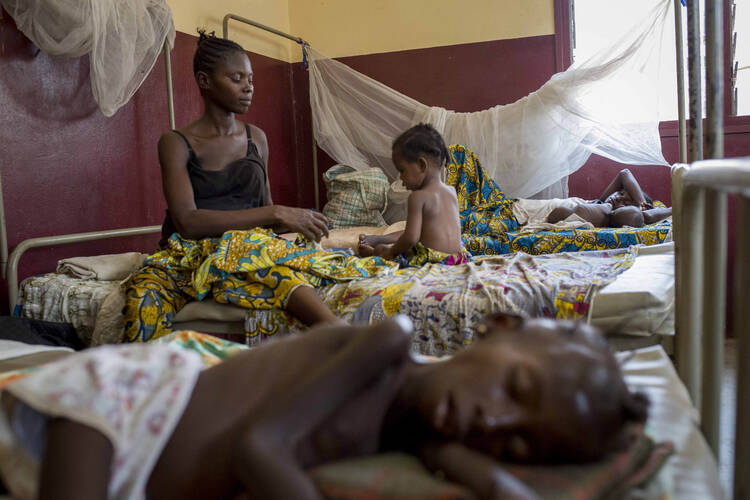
[159,132,328,241]
[419,442,539,500]
[381,192,425,258]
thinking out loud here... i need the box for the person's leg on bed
[123,266,190,342]
[286,285,344,325]
[215,265,343,326]
[39,418,113,500]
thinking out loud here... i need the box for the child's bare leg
[547,206,574,223]
[287,285,345,326]
[39,418,113,500]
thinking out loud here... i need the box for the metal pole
[701,190,726,457]
[674,0,688,163]
[222,14,317,208]
[0,171,7,280]
[705,0,724,159]
[163,40,175,130]
[676,183,705,408]
[735,196,750,500]
[687,0,703,161]
[223,14,306,45]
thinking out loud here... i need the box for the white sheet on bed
[589,242,674,337]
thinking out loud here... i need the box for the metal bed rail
[672,157,750,500]
[7,225,161,310]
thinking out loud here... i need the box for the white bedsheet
[620,345,723,499]
[590,242,674,337]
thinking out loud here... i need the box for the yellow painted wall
[167,0,555,63]
[288,0,554,61]
[166,0,295,62]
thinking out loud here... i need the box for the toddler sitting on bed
[358,124,469,267]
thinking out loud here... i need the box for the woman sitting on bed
[545,169,672,228]
[122,31,355,341]
[0,315,648,500]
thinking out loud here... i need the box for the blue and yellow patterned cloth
[397,241,470,268]
[123,229,397,342]
[445,145,671,255]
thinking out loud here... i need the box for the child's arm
[380,192,425,259]
[419,442,539,500]
[643,206,672,224]
[598,169,648,207]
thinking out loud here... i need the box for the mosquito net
[307,0,673,198]
[1,0,174,117]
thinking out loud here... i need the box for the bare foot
[358,234,382,247]
[358,242,375,257]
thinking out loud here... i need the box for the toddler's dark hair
[392,123,450,167]
[194,29,245,76]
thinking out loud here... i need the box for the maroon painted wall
[292,35,559,208]
[0,13,301,312]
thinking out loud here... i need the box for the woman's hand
[273,206,330,242]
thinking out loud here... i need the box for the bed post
[673,166,704,411]
[735,195,750,500]
[674,0,687,163]
[222,14,320,210]
[700,0,726,459]
[686,0,703,161]
[163,38,175,130]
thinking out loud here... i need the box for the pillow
[309,428,673,500]
[323,165,390,229]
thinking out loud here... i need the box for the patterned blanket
[243,247,637,356]
[446,145,671,255]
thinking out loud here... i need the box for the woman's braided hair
[193,29,245,76]
[392,123,450,167]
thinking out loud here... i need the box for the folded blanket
[56,252,147,281]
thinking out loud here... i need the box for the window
[557,0,750,123]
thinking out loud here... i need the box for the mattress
[15,244,675,351]
[589,242,675,350]
[619,345,722,499]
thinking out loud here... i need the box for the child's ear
[417,156,429,172]
[477,312,524,338]
[196,71,211,90]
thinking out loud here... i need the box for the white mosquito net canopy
[1,0,175,117]
[307,0,673,198]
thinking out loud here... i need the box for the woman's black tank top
[160,124,268,246]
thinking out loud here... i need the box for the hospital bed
[8,230,676,354]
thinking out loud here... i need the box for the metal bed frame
[672,157,749,500]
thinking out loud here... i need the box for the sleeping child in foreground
[358,124,469,267]
[0,314,648,499]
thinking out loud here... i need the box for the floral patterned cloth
[0,343,202,500]
[243,247,638,356]
[444,144,671,256]
[123,229,397,342]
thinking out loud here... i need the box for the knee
[548,207,574,223]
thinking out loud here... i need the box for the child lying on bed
[0,314,647,500]
[358,124,469,267]
[545,168,672,228]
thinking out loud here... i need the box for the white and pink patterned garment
[0,343,202,500]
